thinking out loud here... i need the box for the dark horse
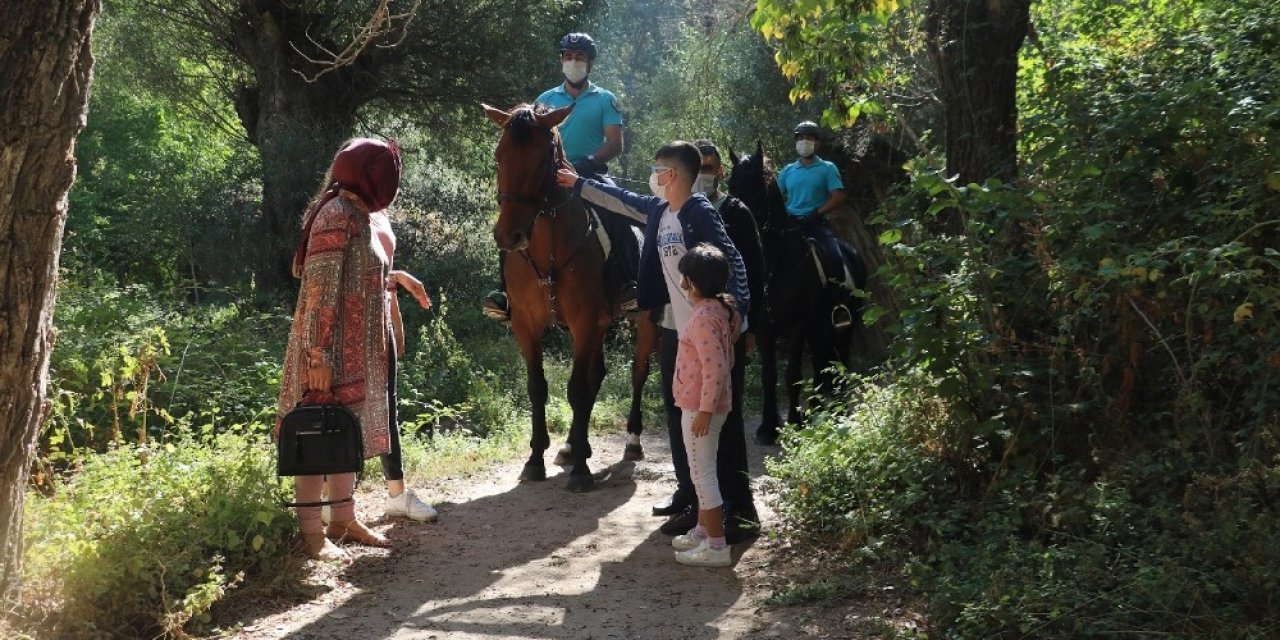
[483,103,658,491]
[728,144,867,443]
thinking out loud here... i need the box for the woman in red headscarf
[277,137,433,561]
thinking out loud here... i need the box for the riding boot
[599,212,640,311]
[482,252,511,322]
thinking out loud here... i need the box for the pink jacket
[674,298,741,414]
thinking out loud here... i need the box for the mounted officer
[776,120,855,328]
[483,32,639,320]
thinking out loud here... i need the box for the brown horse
[482,102,658,491]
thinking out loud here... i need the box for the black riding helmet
[559,32,598,60]
[793,121,821,138]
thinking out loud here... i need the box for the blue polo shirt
[536,82,625,163]
[777,156,844,217]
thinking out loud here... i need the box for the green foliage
[22,431,295,638]
[752,0,919,127]
[69,5,259,293]
[577,0,812,177]
[772,0,1280,636]
[398,293,518,437]
[43,282,286,466]
[769,371,967,551]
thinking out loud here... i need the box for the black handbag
[277,403,364,477]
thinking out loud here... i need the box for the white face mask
[796,140,817,157]
[562,60,589,84]
[693,173,718,195]
[678,277,696,302]
[648,172,667,200]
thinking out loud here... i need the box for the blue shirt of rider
[536,82,624,164]
[777,156,844,217]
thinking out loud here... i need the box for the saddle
[779,216,861,330]
[585,199,643,284]
[781,216,857,292]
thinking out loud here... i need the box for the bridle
[496,123,571,216]
[496,116,598,323]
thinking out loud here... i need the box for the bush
[769,371,966,552]
[770,0,1280,636]
[22,430,294,638]
[42,282,286,466]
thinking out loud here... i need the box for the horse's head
[727,142,771,219]
[483,103,573,251]
[728,141,787,232]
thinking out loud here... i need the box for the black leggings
[380,342,404,481]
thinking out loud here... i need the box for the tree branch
[290,0,421,83]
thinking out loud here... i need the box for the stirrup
[831,304,853,331]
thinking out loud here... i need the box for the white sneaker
[384,488,439,522]
[674,539,731,567]
[672,531,706,551]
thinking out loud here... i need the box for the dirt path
[230,423,798,640]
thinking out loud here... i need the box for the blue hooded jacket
[573,178,750,319]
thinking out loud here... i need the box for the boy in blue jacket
[556,140,760,541]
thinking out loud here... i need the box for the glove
[572,157,607,178]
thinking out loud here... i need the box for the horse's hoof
[565,474,595,492]
[622,443,644,461]
[754,430,779,446]
[553,448,574,466]
[519,464,547,482]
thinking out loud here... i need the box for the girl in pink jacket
[671,243,742,567]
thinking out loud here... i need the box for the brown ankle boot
[301,532,351,562]
[326,520,391,547]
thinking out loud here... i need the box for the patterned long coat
[276,190,393,458]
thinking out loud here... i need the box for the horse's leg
[515,327,550,482]
[755,319,782,445]
[812,323,841,397]
[623,312,658,461]
[785,329,807,427]
[564,326,606,492]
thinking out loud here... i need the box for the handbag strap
[299,198,366,405]
[283,497,355,508]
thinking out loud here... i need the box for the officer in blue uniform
[483,33,638,320]
[777,120,853,328]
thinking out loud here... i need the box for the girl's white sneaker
[675,539,731,567]
[672,531,705,551]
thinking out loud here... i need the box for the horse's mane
[506,103,545,143]
[739,150,774,182]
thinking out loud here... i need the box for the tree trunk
[231,7,363,296]
[0,0,100,604]
[925,0,1030,187]
[250,93,357,296]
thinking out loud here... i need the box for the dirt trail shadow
[277,458,662,639]
[240,418,781,640]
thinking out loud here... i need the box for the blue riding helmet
[793,120,821,138]
[559,32,598,60]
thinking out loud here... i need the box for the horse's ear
[482,103,510,127]
[729,147,739,167]
[755,140,763,158]
[539,104,574,129]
